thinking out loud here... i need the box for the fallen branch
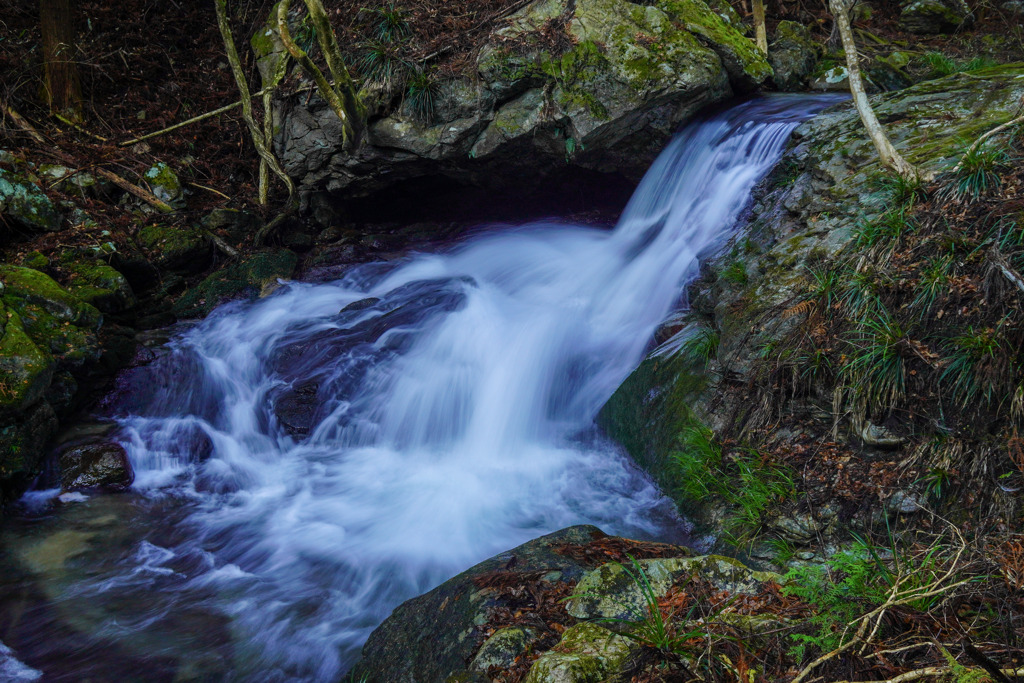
[92,165,174,213]
[833,665,1024,683]
[208,232,239,258]
[2,104,47,144]
[188,181,231,200]
[118,86,274,148]
[989,247,1024,295]
[53,111,108,142]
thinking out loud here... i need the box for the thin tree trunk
[39,0,82,122]
[215,0,294,204]
[752,0,768,55]
[829,0,920,181]
[277,0,365,150]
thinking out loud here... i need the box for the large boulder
[899,0,973,33]
[352,526,786,682]
[276,0,770,213]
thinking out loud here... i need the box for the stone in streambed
[59,441,134,491]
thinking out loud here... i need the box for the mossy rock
[899,0,973,34]
[141,162,185,209]
[60,257,137,314]
[657,0,773,88]
[523,622,639,683]
[173,249,297,318]
[0,167,61,234]
[137,223,212,273]
[0,308,55,414]
[470,626,540,672]
[769,21,820,91]
[565,555,775,621]
[250,1,288,86]
[0,402,58,502]
[0,265,101,329]
[0,265,103,370]
[20,251,49,270]
[38,164,111,199]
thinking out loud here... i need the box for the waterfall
[4,95,842,681]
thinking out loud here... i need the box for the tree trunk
[752,0,768,55]
[277,0,366,150]
[39,0,83,122]
[828,0,919,181]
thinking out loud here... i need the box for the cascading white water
[3,95,842,681]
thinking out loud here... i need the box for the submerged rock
[59,441,134,491]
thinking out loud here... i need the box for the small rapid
[1,95,841,681]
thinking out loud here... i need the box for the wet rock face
[59,442,134,491]
[274,0,771,216]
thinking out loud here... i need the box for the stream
[0,94,842,681]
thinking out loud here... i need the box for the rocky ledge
[269,0,771,208]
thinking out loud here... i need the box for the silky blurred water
[0,95,842,681]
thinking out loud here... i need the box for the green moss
[523,623,636,683]
[658,0,772,82]
[0,265,101,329]
[142,162,183,206]
[598,349,708,493]
[20,251,49,270]
[173,249,297,318]
[60,258,137,314]
[0,309,55,412]
[541,40,612,120]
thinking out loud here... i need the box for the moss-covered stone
[658,0,773,87]
[565,555,775,621]
[0,265,101,329]
[0,402,58,502]
[173,249,297,318]
[59,255,137,314]
[0,308,55,413]
[137,223,212,273]
[470,626,539,672]
[899,0,973,34]
[20,251,50,270]
[0,167,61,233]
[769,21,820,91]
[523,622,638,683]
[141,162,184,209]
